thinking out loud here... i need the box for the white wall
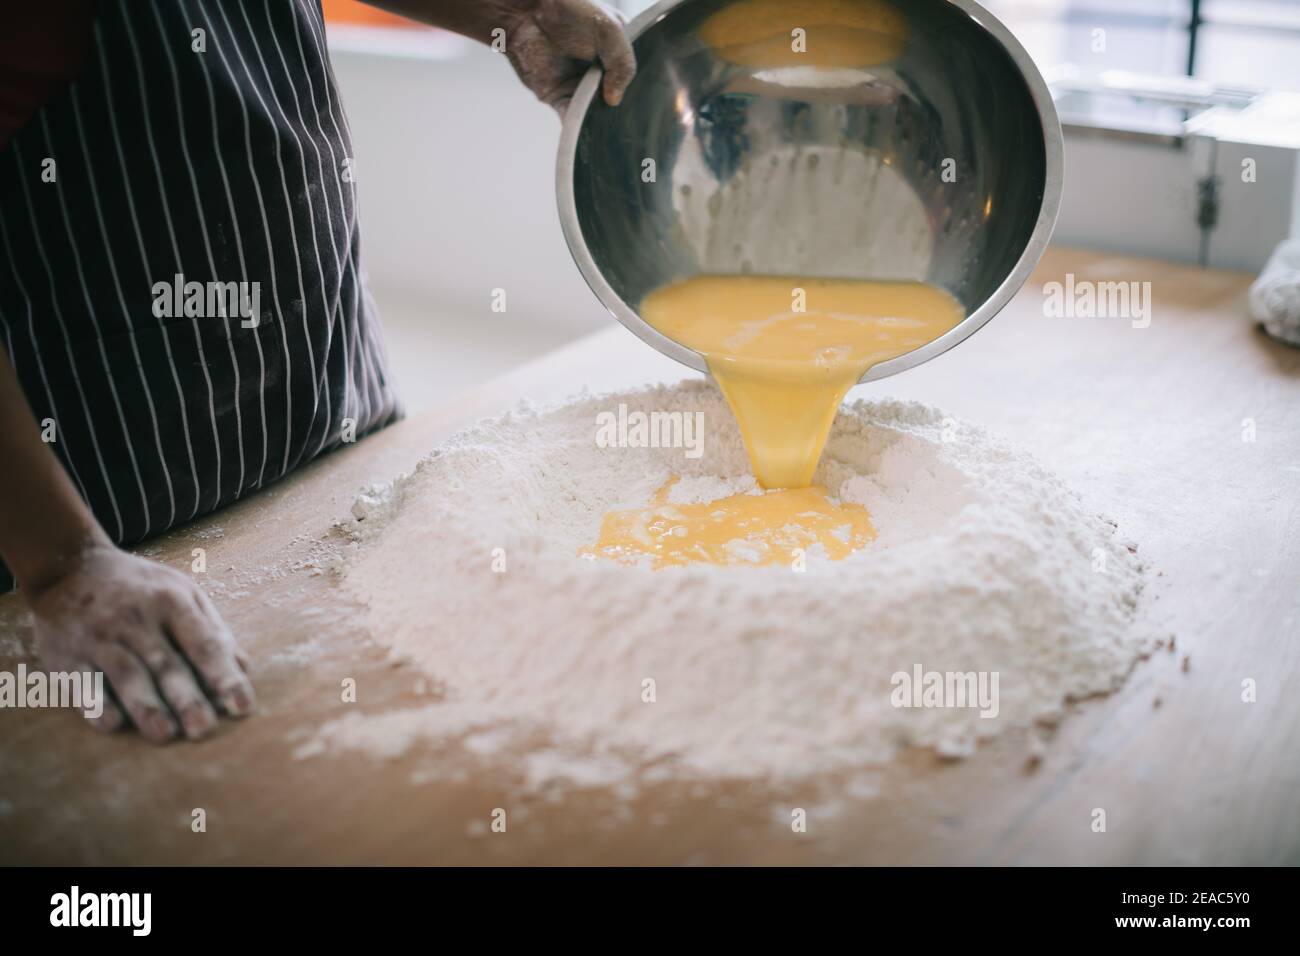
[1055,123,1300,273]
[330,40,616,410]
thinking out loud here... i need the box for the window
[984,0,1300,89]
[1197,0,1300,88]
[613,0,1300,89]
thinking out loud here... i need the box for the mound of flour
[309,381,1148,784]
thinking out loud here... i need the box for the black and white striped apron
[0,0,403,591]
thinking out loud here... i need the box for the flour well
[310,381,1148,784]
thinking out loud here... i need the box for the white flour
[306,381,1149,786]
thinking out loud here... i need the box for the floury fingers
[0,663,104,719]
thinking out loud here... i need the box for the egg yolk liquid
[586,275,963,568]
[698,0,910,69]
[583,479,875,569]
[642,275,964,489]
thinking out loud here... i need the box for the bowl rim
[555,0,1065,383]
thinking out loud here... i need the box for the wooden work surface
[2,246,1298,865]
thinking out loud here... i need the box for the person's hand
[502,0,636,114]
[28,542,255,743]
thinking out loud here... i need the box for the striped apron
[0,0,403,591]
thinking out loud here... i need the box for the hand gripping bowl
[556,0,1063,383]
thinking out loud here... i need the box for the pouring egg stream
[581,0,970,569]
[585,275,965,568]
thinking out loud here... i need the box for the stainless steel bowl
[557,0,1063,383]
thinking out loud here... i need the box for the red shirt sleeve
[0,1,95,149]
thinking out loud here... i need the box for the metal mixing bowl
[556,0,1063,382]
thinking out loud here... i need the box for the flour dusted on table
[307,381,1149,785]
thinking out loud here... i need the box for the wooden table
[2,246,1297,865]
